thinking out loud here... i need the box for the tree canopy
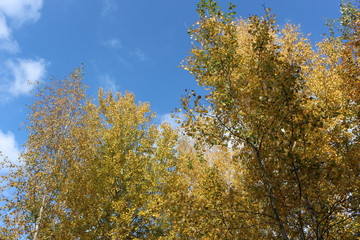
[1,1,359,239]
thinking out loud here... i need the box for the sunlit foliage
[180,0,359,239]
[0,1,359,239]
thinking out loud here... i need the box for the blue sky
[0,0,342,165]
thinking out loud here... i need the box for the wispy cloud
[132,48,147,62]
[0,13,19,53]
[101,38,122,49]
[158,112,184,129]
[101,0,118,17]
[0,14,19,53]
[0,14,10,39]
[98,74,120,92]
[115,54,132,68]
[0,39,19,53]
[0,130,20,165]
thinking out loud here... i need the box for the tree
[0,67,179,239]
[181,0,359,239]
[0,68,90,239]
[161,139,266,239]
[0,1,358,239]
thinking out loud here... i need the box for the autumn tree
[181,0,359,239]
[0,67,179,239]
[158,138,267,239]
[0,68,90,239]
[0,1,358,239]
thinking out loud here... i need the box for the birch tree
[181,0,359,239]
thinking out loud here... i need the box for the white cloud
[101,38,122,49]
[7,58,47,96]
[0,58,47,101]
[0,130,20,165]
[0,2,47,100]
[0,0,44,53]
[101,0,118,17]
[0,0,43,26]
